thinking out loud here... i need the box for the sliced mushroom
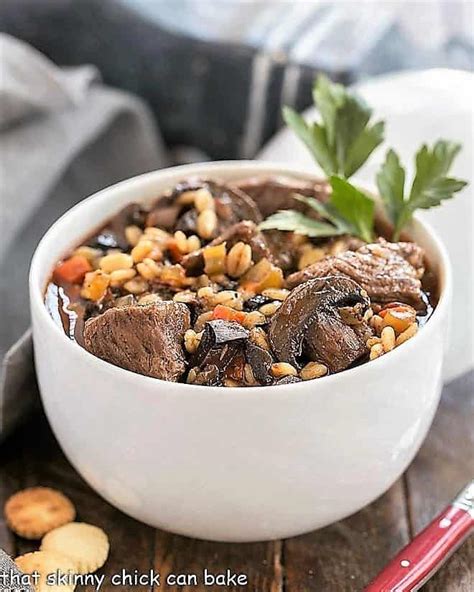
[225,351,246,383]
[243,293,271,312]
[268,276,372,373]
[146,199,183,231]
[245,342,274,385]
[175,209,198,234]
[192,320,249,374]
[103,293,136,311]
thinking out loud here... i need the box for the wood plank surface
[1,373,473,591]
[153,532,282,591]
[284,480,410,591]
[405,372,474,592]
[2,414,157,591]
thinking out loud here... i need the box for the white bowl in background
[30,161,451,542]
[259,68,473,382]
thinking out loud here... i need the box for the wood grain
[153,532,282,591]
[1,412,156,590]
[284,480,410,591]
[405,372,474,592]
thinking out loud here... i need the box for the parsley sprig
[376,141,467,240]
[260,75,467,243]
[260,176,375,242]
[282,74,385,178]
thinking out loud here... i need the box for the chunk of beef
[287,240,426,310]
[374,238,425,277]
[182,221,272,275]
[232,175,330,217]
[261,229,303,271]
[269,276,372,373]
[207,181,262,226]
[146,197,183,231]
[83,301,190,381]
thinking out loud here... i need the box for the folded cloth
[0,35,167,440]
[0,34,99,129]
[0,548,34,591]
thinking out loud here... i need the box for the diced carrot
[380,304,417,333]
[379,302,406,315]
[240,281,259,294]
[212,304,246,324]
[166,239,183,263]
[53,255,92,285]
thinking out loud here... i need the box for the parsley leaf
[293,194,350,233]
[258,210,345,238]
[344,121,385,178]
[283,75,384,178]
[376,149,406,229]
[258,177,375,243]
[376,141,467,240]
[328,176,375,242]
[282,107,337,176]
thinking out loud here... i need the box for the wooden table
[1,373,473,591]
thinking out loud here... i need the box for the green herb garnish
[258,209,345,238]
[329,176,375,242]
[261,75,467,243]
[261,75,381,241]
[283,74,385,178]
[376,141,467,240]
[259,176,375,242]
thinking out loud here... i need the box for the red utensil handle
[365,505,474,591]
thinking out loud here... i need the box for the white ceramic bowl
[29,162,451,542]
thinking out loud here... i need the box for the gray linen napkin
[0,35,167,439]
[0,548,34,591]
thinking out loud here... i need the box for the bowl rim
[29,160,452,395]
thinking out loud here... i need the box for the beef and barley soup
[46,175,437,387]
